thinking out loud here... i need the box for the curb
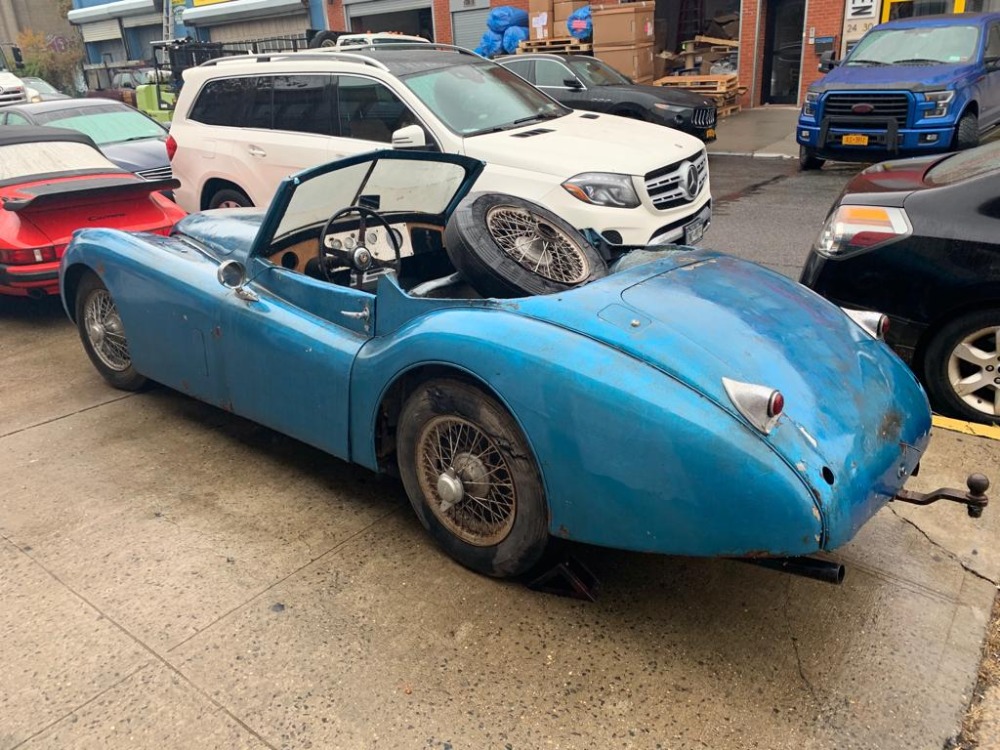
[708,150,798,160]
[931,415,1000,441]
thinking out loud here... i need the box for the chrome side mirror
[217,259,246,289]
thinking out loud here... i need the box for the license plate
[684,219,705,246]
[842,134,869,146]
[705,127,716,140]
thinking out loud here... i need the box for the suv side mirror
[11,46,23,68]
[391,124,426,149]
[564,78,583,90]
[819,50,839,73]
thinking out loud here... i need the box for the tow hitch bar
[892,473,990,518]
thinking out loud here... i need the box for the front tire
[922,309,1000,424]
[75,272,147,391]
[396,379,549,577]
[799,145,824,171]
[208,188,253,210]
[953,110,979,151]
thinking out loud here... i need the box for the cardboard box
[554,0,588,26]
[594,42,655,82]
[592,2,654,46]
[528,0,554,41]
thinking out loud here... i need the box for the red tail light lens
[767,390,784,418]
[165,134,177,161]
[0,246,58,265]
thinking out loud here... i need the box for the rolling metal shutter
[345,0,432,19]
[207,13,310,43]
[80,19,122,43]
[122,12,162,28]
[451,8,490,51]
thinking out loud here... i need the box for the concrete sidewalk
[708,105,801,159]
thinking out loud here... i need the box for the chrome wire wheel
[83,289,131,372]
[484,205,590,284]
[414,414,517,546]
[947,325,1000,418]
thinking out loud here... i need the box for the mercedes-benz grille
[644,150,708,211]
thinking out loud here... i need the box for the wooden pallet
[652,73,740,95]
[517,37,592,54]
[717,103,741,118]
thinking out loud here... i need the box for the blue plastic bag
[502,25,530,54]
[567,6,592,40]
[487,6,529,33]
[475,29,504,58]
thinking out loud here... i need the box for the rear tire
[799,145,824,171]
[208,188,252,210]
[396,379,549,577]
[75,272,147,391]
[922,309,1000,425]
[953,111,979,151]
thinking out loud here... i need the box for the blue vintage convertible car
[60,151,987,582]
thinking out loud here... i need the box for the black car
[0,98,171,181]
[800,142,1000,424]
[497,54,717,141]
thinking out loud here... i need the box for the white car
[167,46,711,246]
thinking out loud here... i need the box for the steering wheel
[318,205,402,287]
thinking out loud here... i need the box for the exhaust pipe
[741,556,846,585]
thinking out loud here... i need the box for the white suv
[168,46,711,246]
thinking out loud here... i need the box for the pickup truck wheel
[208,188,252,210]
[75,272,147,391]
[953,111,980,150]
[308,30,341,48]
[799,146,824,171]
[923,309,1000,425]
[445,193,607,298]
[397,379,549,578]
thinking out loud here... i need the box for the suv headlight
[803,90,819,117]
[923,90,954,118]
[814,205,911,258]
[562,173,641,208]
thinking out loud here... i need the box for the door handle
[248,145,266,157]
[340,304,371,332]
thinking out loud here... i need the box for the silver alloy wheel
[84,289,131,372]
[484,205,590,284]
[414,414,517,546]
[947,324,1000,417]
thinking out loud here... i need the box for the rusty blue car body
[60,150,932,568]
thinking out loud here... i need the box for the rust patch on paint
[212,325,223,339]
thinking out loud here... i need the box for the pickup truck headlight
[562,173,641,209]
[814,205,911,258]
[923,90,954,118]
[803,90,819,117]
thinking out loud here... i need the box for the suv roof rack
[198,51,390,71]
[325,42,480,57]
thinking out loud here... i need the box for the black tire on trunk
[922,309,1000,425]
[444,193,607,298]
[75,271,147,391]
[396,378,549,577]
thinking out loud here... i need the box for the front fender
[351,308,826,558]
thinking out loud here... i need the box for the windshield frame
[844,23,983,66]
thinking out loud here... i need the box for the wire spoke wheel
[947,325,1000,417]
[414,414,517,547]
[484,205,590,285]
[84,289,132,372]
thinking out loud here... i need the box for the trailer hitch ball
[967,473,989,518]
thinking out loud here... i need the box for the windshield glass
[402,61,567,135]
[568,58,630,86]
[846,25,980,65]
[31,104,165,145]
[274,157,468,241]
[925,140,1000,185]
[25,78,59,94]
[0,141,115,179]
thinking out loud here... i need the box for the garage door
[345,0,432,21]
[451,8,490,51]
[80,18,122,43]
[208,13,310,43]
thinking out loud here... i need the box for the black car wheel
[75,271,147,391]
[923,309,1000,424]
[445,193,607,298]
[397,379,549,577]
[799,145,824,171]
[308,30,341,48]
[953,111,980,151]
[208,188,253,210]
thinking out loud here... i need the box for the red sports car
[0,126,184,298]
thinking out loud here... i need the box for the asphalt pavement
[2,145,999,749]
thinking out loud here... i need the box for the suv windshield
[846,24,980,65]
[402,61,568,136]
[568,58,630,86]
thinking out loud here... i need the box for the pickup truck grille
[645,149,708,211]
[0,85,26,105]
[692,107,716,128]
[823,92,910,129]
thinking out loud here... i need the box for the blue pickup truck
[797,13,1000,170]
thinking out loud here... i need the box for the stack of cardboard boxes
[527,0,588,42]
[591,2,654,83]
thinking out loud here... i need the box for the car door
[534,59,590,110]
[328,73,437,157]
[981,22,1000,128]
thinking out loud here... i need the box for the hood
[173,209,266,261]
[99,137,169,173]
[812,61,977,92]
[464,111,704,176]
[516,249,931,542]
[0,71,23,86]
[628,84,715,108]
